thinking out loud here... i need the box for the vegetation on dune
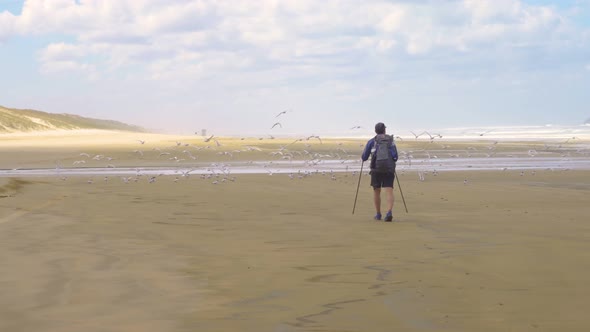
[0,105,146,133]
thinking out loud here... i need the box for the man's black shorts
[370,171,395,189]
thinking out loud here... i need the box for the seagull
[182,150,197,160]
[137,140,146,144]
[204,135,215,142]
[479,129,494,136]
[306,135,322,144]
[271,122,282,129]
[288,138,304,146]
[350,125,362,130]
[410,131,424,140]
[243,146,262,151]
[424,132,442,141]
[275,109,290,118]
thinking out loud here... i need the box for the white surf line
[0,157,589,177]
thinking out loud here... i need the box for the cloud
[0,10,16,43]
[0,1,582,77]
[2,0,590,132]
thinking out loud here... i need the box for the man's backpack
[371,134,395,174]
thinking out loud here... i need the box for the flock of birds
[49,110,589,186]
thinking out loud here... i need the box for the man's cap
[375,122,386,134]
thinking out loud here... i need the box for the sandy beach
[1,131,589,331]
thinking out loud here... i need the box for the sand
[0,131,589,331]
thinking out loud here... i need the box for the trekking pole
[395,170,409,213]
[351,161,364,214]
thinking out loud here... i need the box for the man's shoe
[374,213,382,221]
[384,211,393,222]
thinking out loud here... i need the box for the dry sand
[0,131,589,331]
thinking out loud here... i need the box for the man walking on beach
[361,122,398,222]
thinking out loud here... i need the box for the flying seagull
[350,125,362,130]
[271,122,282,129]
[479,129,494,136]
[306,135,322,144]
[275,109,290,118]
[410,131,425,140]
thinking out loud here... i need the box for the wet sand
[0,131,589,331]
[0,168,589,331]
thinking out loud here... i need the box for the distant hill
[0,105,145,133]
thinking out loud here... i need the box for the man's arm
[361,139,374,161]
[391,143,398,162]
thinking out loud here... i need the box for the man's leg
[383,187,394,221]
[373,188,381,214]
[385,187,394,212]
[384,172,395,221]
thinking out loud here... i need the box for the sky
[1,0,589,136]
